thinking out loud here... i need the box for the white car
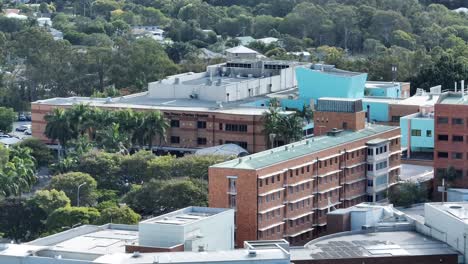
[24,129,32,135]
[16,124,31,132]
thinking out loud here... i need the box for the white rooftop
[225,45,259,54]
[140,207,227,226]
[27,224,139,255]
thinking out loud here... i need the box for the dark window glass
[170,120,180,127]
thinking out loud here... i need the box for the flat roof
[33,93,283,116]
[438,94,468,105]
[428,202,468,223]
[140,207,230,226]
[366,138,388,145]
[365,81,406,89]
[27,224,138,255]
[291,231,458,261]
[212,125,398,170]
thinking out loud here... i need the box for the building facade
[433,92,468,195]
[209,124,401,247]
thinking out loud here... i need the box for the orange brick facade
[433,102,468,196]
[314,111,366,136]
[31,103,268,154]
[209,127,400,247]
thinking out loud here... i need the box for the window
[452,152,463,160]
[259,180,263,187]
[367,179,373,187]
[391,116,401,122]
[453,135,464,142]
[170,120,180,127]
[197,137,207,145]
[437,117,449,124]
[452,118,464,125]
[438,135,449,141]
[219,123,223,130]
[258,215,262,223]
[271,176,275,184]
[367,164,373,171]
[170,136,180,144]
[225,124,247,132]
[426,130,432,137]
[307,166,310,173]
[367,149,373,156]
[197,121,207,129]
[437,152,449,158]
[411,129,421,136]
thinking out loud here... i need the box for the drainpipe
[407,118,411,159]
[366,105,371,123]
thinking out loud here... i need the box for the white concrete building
[148,60,307,103]
[138,207,235,251]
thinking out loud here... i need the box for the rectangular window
[170,120,180,128]
[368,149,373,156]
[452,152,463,160]
[259,179,262,187]
[438,152,449,158]
[367,180,373,187]
[225,124,247,132]
[367,164,373,171]
[437,117,449,124]
[453,135,464,142]
[170,136,180,144]
[438,135,449,141]
[271,176,275,184]
[219,123,223,130]
[411,129,422,136]
[452,118,464,125]
[197,137,207,145]
[197,121,207,129]
[426,130,432,137]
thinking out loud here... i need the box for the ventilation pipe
[366,105,371,123]
[455,81,457,92]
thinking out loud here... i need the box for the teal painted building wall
[400,113,434,152]
[296,67,367,101]
[362,100,390,122]
[365,85,400,98]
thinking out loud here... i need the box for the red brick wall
[314,111,366,136]
[31,103,268,153]
[209,127,401,246]
[433,103,468,198]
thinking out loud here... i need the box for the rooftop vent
[248,249,257,257]
[450,205,462,209]
[327,128,343,137]
[132,252,141,258]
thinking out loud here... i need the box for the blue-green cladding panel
[296,68,367,101]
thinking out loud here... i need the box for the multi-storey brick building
[209,103,401,246]
[434,91,468,196]
[31,59,307,154]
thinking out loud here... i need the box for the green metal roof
[211,125,398,170]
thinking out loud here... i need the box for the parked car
[25,112,32,121]
[24,129,32,135]
[16,124,31,132]
[18,113,26,121]
[0,133,11,138]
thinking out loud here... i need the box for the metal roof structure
[291,231,459,261]
[212,125,398,170]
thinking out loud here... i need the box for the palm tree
[138,111,169,151]
[44,108,74,147]
[96,123,129,153]
[263,107,304,148]
[278,114,304,144]
[0,147,36,198]
[67,104,93,137]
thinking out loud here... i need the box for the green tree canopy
[49,172,98,206]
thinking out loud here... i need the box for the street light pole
[77,182,87,207]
